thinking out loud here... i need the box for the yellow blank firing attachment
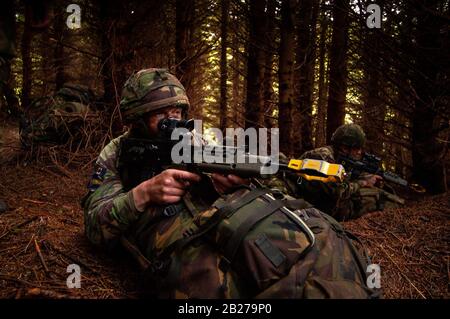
[287,159,346,183]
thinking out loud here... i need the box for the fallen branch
[43,241,101,276]
[19,287,81,299]
[23,199,48,205]
[23,234,35,254]
[34,239,50,276]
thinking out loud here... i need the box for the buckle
[162,204,180,217]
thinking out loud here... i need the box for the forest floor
[0,120,449,299]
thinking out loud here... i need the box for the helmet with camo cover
[331,123,366,148]
[120,68,190,123]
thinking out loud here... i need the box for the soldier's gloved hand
[210,173,250,194]
[358,174,383,188]
[132,169,201,211]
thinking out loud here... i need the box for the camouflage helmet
[120,68,190,123]
[331,123,366,148]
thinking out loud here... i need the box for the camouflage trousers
[350,187,403,219]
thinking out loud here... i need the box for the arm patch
[87,164,107,192]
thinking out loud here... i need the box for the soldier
[82,68,247,249]
[286,123,402,221]
[82,69,379,298]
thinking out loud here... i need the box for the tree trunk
[294,0,319,154]
[176,0,195,109]
[219,0,230,132]
[0,0,19,116]
[230,10,245,128]
[361,29,385,155]
[244,0,267,129]
[394,110,408,177]
[278,0,297,156]
[411,0,447,194]
[315,7,328,148]
[40,28,51,96]
[21,4,33,108]
[263,0,276,128]
[99,0,130,113]
[99,0,116,106]
[54,10,66,91]
[326,0,350,143]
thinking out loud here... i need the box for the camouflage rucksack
[19,83,96,147]
[123,182,380,299]
[54,83,95,106]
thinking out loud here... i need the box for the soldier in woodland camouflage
[82,69,379,298]
[286,124,403,221]
[82,68,246,249]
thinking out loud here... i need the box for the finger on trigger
[174,170,201,182]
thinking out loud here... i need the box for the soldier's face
[339,145,363,160]
[145,106,183,136]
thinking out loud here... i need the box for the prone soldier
[284,124,404,221]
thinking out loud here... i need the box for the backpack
[54,83,96,106]
[123,181,381,299]
[19,83,96,148]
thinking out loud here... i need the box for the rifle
[119,137,347,182]
[337,153,408,186]
[118,118,346,183]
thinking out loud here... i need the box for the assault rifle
[118,118,346,183]
[337,153,408,186]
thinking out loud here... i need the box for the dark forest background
[1,0,449,194]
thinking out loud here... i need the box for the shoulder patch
[87,164,107,192]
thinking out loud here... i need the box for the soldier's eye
[170,108,182,117]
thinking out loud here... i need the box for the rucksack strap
[283,198,313,210]
[156,187,271,265]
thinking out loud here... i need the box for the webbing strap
[157,188,270,262]
[282,198,313,210]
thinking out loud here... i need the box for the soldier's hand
[132,169,201,211]
[358,174,383,188]
[210,173,250,194]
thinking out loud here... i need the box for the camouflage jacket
[299,146,364,220]
[82,132,144,249]
[82,132,214,250]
